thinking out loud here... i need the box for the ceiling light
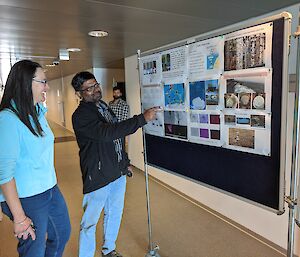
[46,64,56,67]
[67,48,81,52]
[88,30,108,37]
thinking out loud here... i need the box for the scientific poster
[140,54,162,85]
[142,85,164,137]
[164,110,188,139]
[188,37,224,80]
[164,83,185,110]
[139,22,274,156]
[224,22,273,71]
[161,46,187,84]
[189,110,223,146]
[223,69,272,112]
[189,79,220,110]
[222,69,272,155]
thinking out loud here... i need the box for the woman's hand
[13,216,36,240]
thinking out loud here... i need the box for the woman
[0,60,71,257]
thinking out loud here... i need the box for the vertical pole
[137,50,161,257]
[287,25,300,257]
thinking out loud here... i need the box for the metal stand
[286,25,300,257]
[137,50,161,257]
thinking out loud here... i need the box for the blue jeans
[79,175,126,257]
[1,185,71,257]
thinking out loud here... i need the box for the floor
[0,121,287,257]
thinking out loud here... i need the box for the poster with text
[188,110,223,147]
[161,46,187,84]
[188,36,224,80]
[164,83,185,110]
[189,79,220,111]
[142,85,164,137]
[222,68,272,155]
[224,22,273,72]
[164,110,188,140]
[140,54,162,85]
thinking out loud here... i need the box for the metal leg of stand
[142,127,161,257]
[137,50,161,257]
[287,25,300,257]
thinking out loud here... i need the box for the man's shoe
[102,250,123,257]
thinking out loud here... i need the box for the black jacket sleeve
[72,107,147,142]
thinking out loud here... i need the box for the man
[71,71,158,257]
[109,86,129,122]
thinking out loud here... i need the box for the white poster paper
[161,46,187,84]
[188,37,224,80]
[224,22,273,71]
[142,85,164,137]
[140,54,162,85]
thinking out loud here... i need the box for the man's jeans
[1,185,71,257]
[79,175,126,257]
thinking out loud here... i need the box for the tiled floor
[0,121,286,257]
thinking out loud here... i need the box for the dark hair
[71,71,95,91]
[113,86,122,92]
[0,60,44,136]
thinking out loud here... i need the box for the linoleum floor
[0,121,286,257]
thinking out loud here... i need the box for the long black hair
[0,60,44,136]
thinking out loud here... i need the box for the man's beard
[113,96,121,100]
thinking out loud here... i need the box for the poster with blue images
[164,83,185,109]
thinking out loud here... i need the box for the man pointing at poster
[71,71,159,257]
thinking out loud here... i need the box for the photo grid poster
[140,22,273,156]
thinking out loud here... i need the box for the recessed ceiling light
[67,48,81,52]
[46,64,56,67]
[88,30,108,37]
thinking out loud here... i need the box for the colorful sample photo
[210,130,220,140]
[224,115,236,124]
[207,49,219,70]
[190,113,199,123]
[224,93,238,108]
[199,114,209,124]
[189,81,206,110]
[191,127,200,137]
[225,78,265,110]
[143,61,157,75]
[251,115,265,128]
[229,128,255,149]
[205,79,219,105]
[224,33,266,71]
[239,93,251,109]
[162,53,171,72]
[226,79,264,94]
[200,128,209,139]
[210,114,220,125]
[252,93,265,110]
[236,117,250,125]
[164,111,187,139]
[164,83,185,109]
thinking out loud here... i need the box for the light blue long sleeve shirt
[0,104,57,202]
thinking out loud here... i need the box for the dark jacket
[72,100,146,194]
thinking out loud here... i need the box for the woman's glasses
[32,78,48,85]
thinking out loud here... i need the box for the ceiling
[0,0,299,81]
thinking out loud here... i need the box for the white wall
[46,68,125,132]
[93,68,125,103]
[125,4,300,253]
[125,57,144,170]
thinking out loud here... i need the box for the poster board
[138,13,291,212]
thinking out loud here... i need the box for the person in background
[0,60,71,257]
[109,86,129,122]
[71,71,159,257]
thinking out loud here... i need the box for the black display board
[145,18,285,210]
